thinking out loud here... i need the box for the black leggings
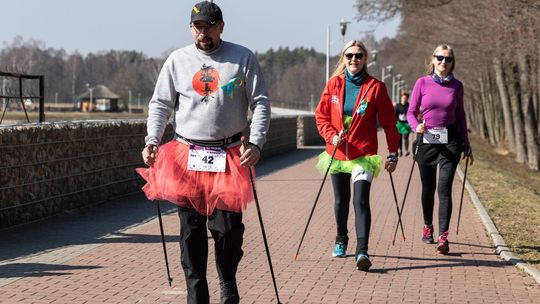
[417,157,458,235]
[399,133,410,153]
[331,173,371,253]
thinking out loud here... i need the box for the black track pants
[178,206,244,304]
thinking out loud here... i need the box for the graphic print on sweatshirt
[193,64,219,103]
[192,64,245,103]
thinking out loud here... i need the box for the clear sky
[0,0,400,58]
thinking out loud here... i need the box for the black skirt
[414,124,463,166]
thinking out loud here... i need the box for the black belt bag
[176,132,242,147]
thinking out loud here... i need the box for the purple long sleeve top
[407,75,470,148]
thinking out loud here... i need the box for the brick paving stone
[0,132,539,303]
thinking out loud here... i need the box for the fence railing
[0,71,45,124]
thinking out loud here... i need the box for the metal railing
[0,71,45,124]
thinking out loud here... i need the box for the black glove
[387,154,398,163]
[463,146,472,157]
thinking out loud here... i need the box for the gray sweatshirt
[145,41,270,148]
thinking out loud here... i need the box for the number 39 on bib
[188,145,227,172]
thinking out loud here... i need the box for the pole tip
[293,254,298,261]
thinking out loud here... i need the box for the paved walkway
[1,133,539,303]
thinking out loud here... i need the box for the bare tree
[355,0,540,170]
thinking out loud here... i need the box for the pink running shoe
[422,225,434,244]
[436,231,450,254]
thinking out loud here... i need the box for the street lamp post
[326,25,330,82]
[326,19,351,82]
[367,50,377,68]
[382,65,393,83]
[392,74,401,104]
[338,19,350,44]
[397,80,406,100]
[399,81,405,102]
[381,66,393,98]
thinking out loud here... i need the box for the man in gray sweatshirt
[138,1,270,303]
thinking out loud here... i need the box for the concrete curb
[457,166,540,285]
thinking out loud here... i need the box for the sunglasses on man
[433,55,454,63]
[344,52,364,60]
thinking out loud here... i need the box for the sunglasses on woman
[344,52,364,60]
[433,55,454,63]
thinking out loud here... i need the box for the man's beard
[196,38,215,52]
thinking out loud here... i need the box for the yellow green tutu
[316,152,382,178]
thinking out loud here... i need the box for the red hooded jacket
[315,73,399,161]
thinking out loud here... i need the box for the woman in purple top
[407,44,473,255]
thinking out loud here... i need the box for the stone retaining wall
[297,115,324,146]
[0,120,160,229]
[0,115,317,229]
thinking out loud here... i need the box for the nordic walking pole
[242,139,282,304]
[155,200,173,286]
[392,128,424,244]
[456,156,469,235]
[389,172,406,244]
[294,132,342,260]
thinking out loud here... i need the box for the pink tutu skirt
[136,140,254,215]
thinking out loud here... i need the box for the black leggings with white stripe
[331,173,371,253]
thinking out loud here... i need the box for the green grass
[465,134,540,269]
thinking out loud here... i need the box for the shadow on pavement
[0,193,177,262]
[0,263,102,278]
[450,241,495,249]
[0,147,322,262]
[256,146,323,177]
[369,254,510,272]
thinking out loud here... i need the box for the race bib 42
[187,145,227,172]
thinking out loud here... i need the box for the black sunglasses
[344,52,364,60]
[433,55,454,63]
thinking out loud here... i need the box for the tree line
[0,37,162,108]
[0,37,328,111]
[355,0,540,170]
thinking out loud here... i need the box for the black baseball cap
[190,1,223,25]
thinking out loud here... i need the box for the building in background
[77,85,121,112]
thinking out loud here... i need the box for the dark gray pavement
[1,132,539,303]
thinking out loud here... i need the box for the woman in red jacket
[315,40,399,271]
